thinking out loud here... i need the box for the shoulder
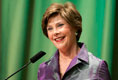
[38,60,51,79]
[88,52,111,80]
[38,59,51,70]
[88,52,102,67]
[38,50,59,72]
[87,52,102,76]
[97,60,111,80]
[88,52,108,69]
[88,52,108,71]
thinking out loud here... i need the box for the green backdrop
[0,0,117,80]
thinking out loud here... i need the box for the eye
[47,27,53,31]
[58,24,64,27]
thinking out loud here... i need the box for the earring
[75,32,78,36]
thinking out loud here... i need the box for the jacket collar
[77,42,89,64]
[47,50,60,73]
[66,42,89,72]
[47,42,89,74]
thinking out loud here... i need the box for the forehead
[47,15,66,26]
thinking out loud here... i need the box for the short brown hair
[42,2,82,41]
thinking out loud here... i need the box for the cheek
[47,32,53,41]
[67,30,76,40]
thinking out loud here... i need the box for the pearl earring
[75,32,78,36]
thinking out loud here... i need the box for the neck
[59,42,80,60]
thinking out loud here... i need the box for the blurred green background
[0,0,118,80]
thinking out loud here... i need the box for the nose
[53,28,60,36]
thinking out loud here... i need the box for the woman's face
[47,15,77,51]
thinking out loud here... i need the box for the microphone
[5,51,46,80]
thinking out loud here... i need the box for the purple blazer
[38,43,111,80]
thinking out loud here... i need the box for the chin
[56,45,66,50]
[53,41,67,50]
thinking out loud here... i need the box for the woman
[38,2,111,80]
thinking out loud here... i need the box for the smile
[54,36,65,42]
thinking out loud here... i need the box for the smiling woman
[38,2,111,80]
[47,15,77,52]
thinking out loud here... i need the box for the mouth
[54,36,65,42]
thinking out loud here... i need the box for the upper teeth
[55,37,63,41]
